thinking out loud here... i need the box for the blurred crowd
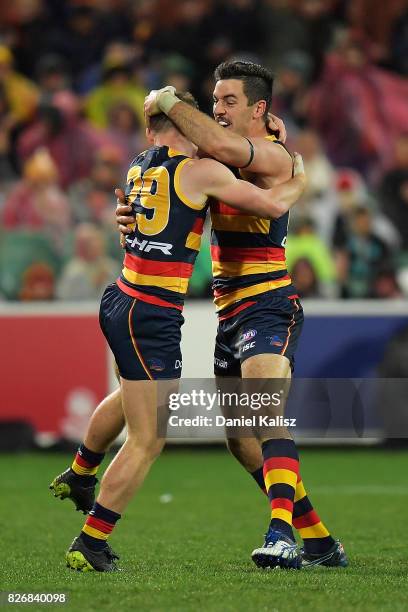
[0,0,407,301]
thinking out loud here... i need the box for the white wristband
[158,90,180,115]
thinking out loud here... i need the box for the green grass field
[1,448,407,612]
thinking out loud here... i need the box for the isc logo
[242,341,256,352]
[126,236,173,255]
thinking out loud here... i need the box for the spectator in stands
[35,54,72,97]
[19,262,55,301]
[333,168,399,248]
[370,265,403,299]
[47,5,107,86]
[0,0,406,304]
[309,30,408,184]
[290,128,338,244]
[85,55,145,129]
[56,223,120,301]
[106,101,147,176]
[17,91,114,189]
[67,145,125,263]
[286,217,338,297]
[290,257,322,298]
[0,45,39,125]
[273,50,313,129]
[338,206,391,298]
[380,134,408,250]
[68,147,123,227]
[2,148,70,252]
[0,84,17,193]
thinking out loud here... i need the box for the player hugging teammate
[50,61,346,572]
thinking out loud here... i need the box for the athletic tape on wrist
[158,91,180,114]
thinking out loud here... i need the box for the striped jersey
[210,136,292,311]
[118,145,208,308]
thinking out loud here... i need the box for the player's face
[212,79,254,136]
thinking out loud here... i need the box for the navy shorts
[214,286,304,377]
[99,284,184,380]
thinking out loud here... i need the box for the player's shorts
[99,283,184,380]
[214,285,304,377]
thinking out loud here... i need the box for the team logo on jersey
[241,341,256,353]
[147,358,165,372]
[267,335,284,347]
[241,329,257,342]
[126,236,173,255]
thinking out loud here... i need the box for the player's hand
[292,152,306,185]
[144,86,176,117]
[115,188,135,248]
[267,113,287,143]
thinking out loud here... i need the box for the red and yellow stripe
[293,478,330,539]
[212,245,286,277]
[211,245,285,263]
[212,259,286,277]
[186,217,205,251]
[211,213,270,234]
[122,253,193,294]
[264,456,299,526]
[82,516,114,541]
[214,276,292,311]
[71,454,98,476]
[116,279,183,310]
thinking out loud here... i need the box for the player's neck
[153,132,196,158]
[247,119,269,139]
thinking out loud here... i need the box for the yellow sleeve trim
[174,158,207,211]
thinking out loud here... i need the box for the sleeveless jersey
[118,145,208,308]
[210,136,292,311]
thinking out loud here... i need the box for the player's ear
[146,127,155,144]
[253,100,266,120]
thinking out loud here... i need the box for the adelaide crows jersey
[118,146,208,308]
[210,136,292,312]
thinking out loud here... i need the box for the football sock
[293,476,336,554]
[71,444,105,483]
[80,502,121,551]
[262,438,298,541]
[251,461,335,553]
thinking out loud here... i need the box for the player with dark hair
[140,61,347,570]
[52,60,346,570]
[55,90,307,572]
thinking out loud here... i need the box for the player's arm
[183,154,306,219]
[144,87,289,174]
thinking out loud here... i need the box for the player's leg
[243,353,303,568]
[66,378,168,572]
[84,383,124,453]
[235,291,345,567]
[243,352,345,568]
[65,285,182,571]
[49,387,125,513]
[228,433,343,565]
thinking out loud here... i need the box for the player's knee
[127,432,165,461]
